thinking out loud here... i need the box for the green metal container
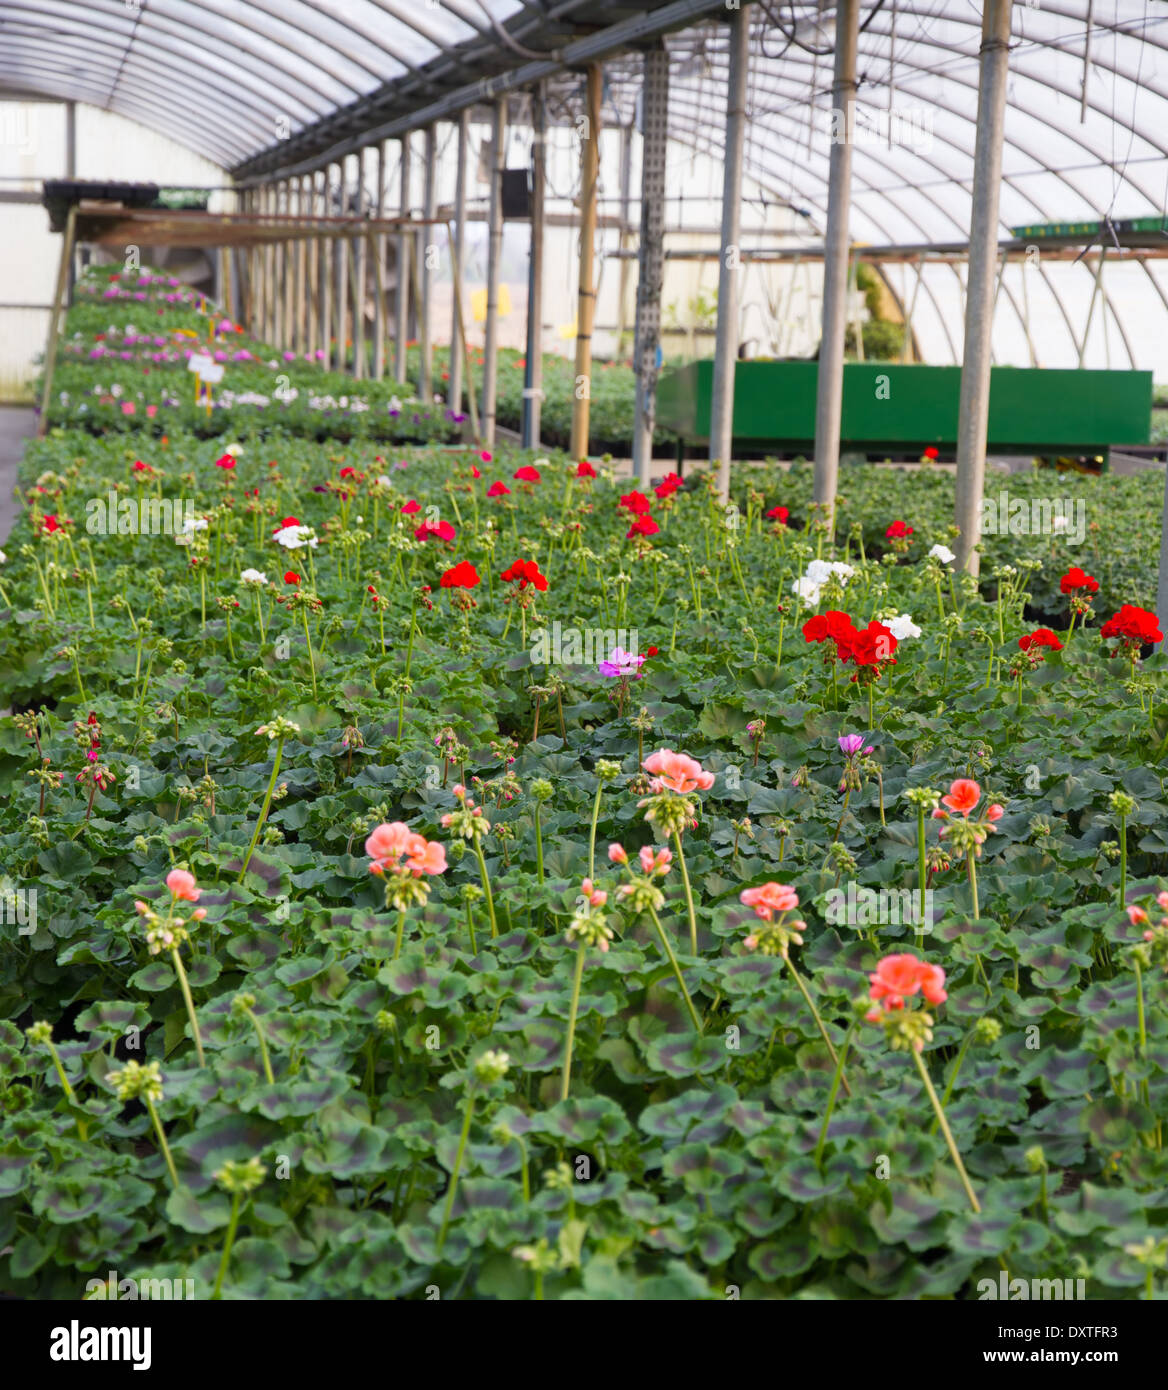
[656,361,1152,461]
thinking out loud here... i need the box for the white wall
[0,100,224,400]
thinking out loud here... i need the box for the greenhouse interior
[3,0,1168,1326]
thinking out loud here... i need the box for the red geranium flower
[654,472,684,499]
[766,505,789,524]
[1101,604,1162,649]
[42,515,62,533]
[340,466,356,479]
[500,558,549,591]
[619,489,652,515]
[885,520,913,539]
[487,481,510,498]
[1060,566,1099,595]
[414,519,456,543]
[576,459,597,478]
[845,621,898,673]
[626,515,660,539]
[441,561,481,589]
[214,455,236,470]
[514,465,541,483]
[803,610,857,659]
[1019,628,1063,652]
[401,499,421,514]
[284,571,300,585]
[923,446,939,460]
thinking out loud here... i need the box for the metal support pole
[523,85,547,450]
[483,100,507,447]
[354,148,366,379]
[633,42,670,485]
[570,63,602,462]
[1081,0,1093,123]
[37,204,76,438]
[420,125,437,400]
[395,134,412,383]
[812,0,859,534]
[282,181,294,350]
[65,101,77,300]
[449,110,469,413]
[711,5,750,502]
[321,172,332,368]
[1078,250,1107,368]
[616,121,634,348]
[336,159,349,373]
[954,0,1013,576]
[374,141,386,379]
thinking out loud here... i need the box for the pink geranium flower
[643,749,715,794]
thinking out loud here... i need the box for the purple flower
[599,648,645,679]
[838,734,872,757]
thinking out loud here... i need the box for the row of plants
[3,267,1167,1300]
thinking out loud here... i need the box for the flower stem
[238,735,284,881]
[211,1192,242,1299]
[244,1007,275,1085]
[671,831,698,955]
[785,955,850,1096]
[144,1094,181,1189]
[171,946,205,1067]
[473,840,498,937]
[912,1045,981,1213]
[587,783,604,881]
[814,1021,857,1168]
[437,1087,476,1253]
[560,942,588,1100]
[648,907,702,1032]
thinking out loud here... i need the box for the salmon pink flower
[868,953,947,1010]
[608,843,628,865]
[941,779,981,815]
[643,749,715,794]
[365,821,413,872]
[740,881,799,920]
[166,868,200,901]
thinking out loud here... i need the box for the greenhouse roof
[2,1,1168,247]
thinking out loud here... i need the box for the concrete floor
[0,407,34,545]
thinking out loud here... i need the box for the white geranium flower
[239,569,267,586]
[272,525,318,551]
[928,544,955,565]
[0,549,7,564]
[792,576,822,604]
[886,613,921,641]
[375,474,392,487]
[223,443,244,458]
[179,517,208,535]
